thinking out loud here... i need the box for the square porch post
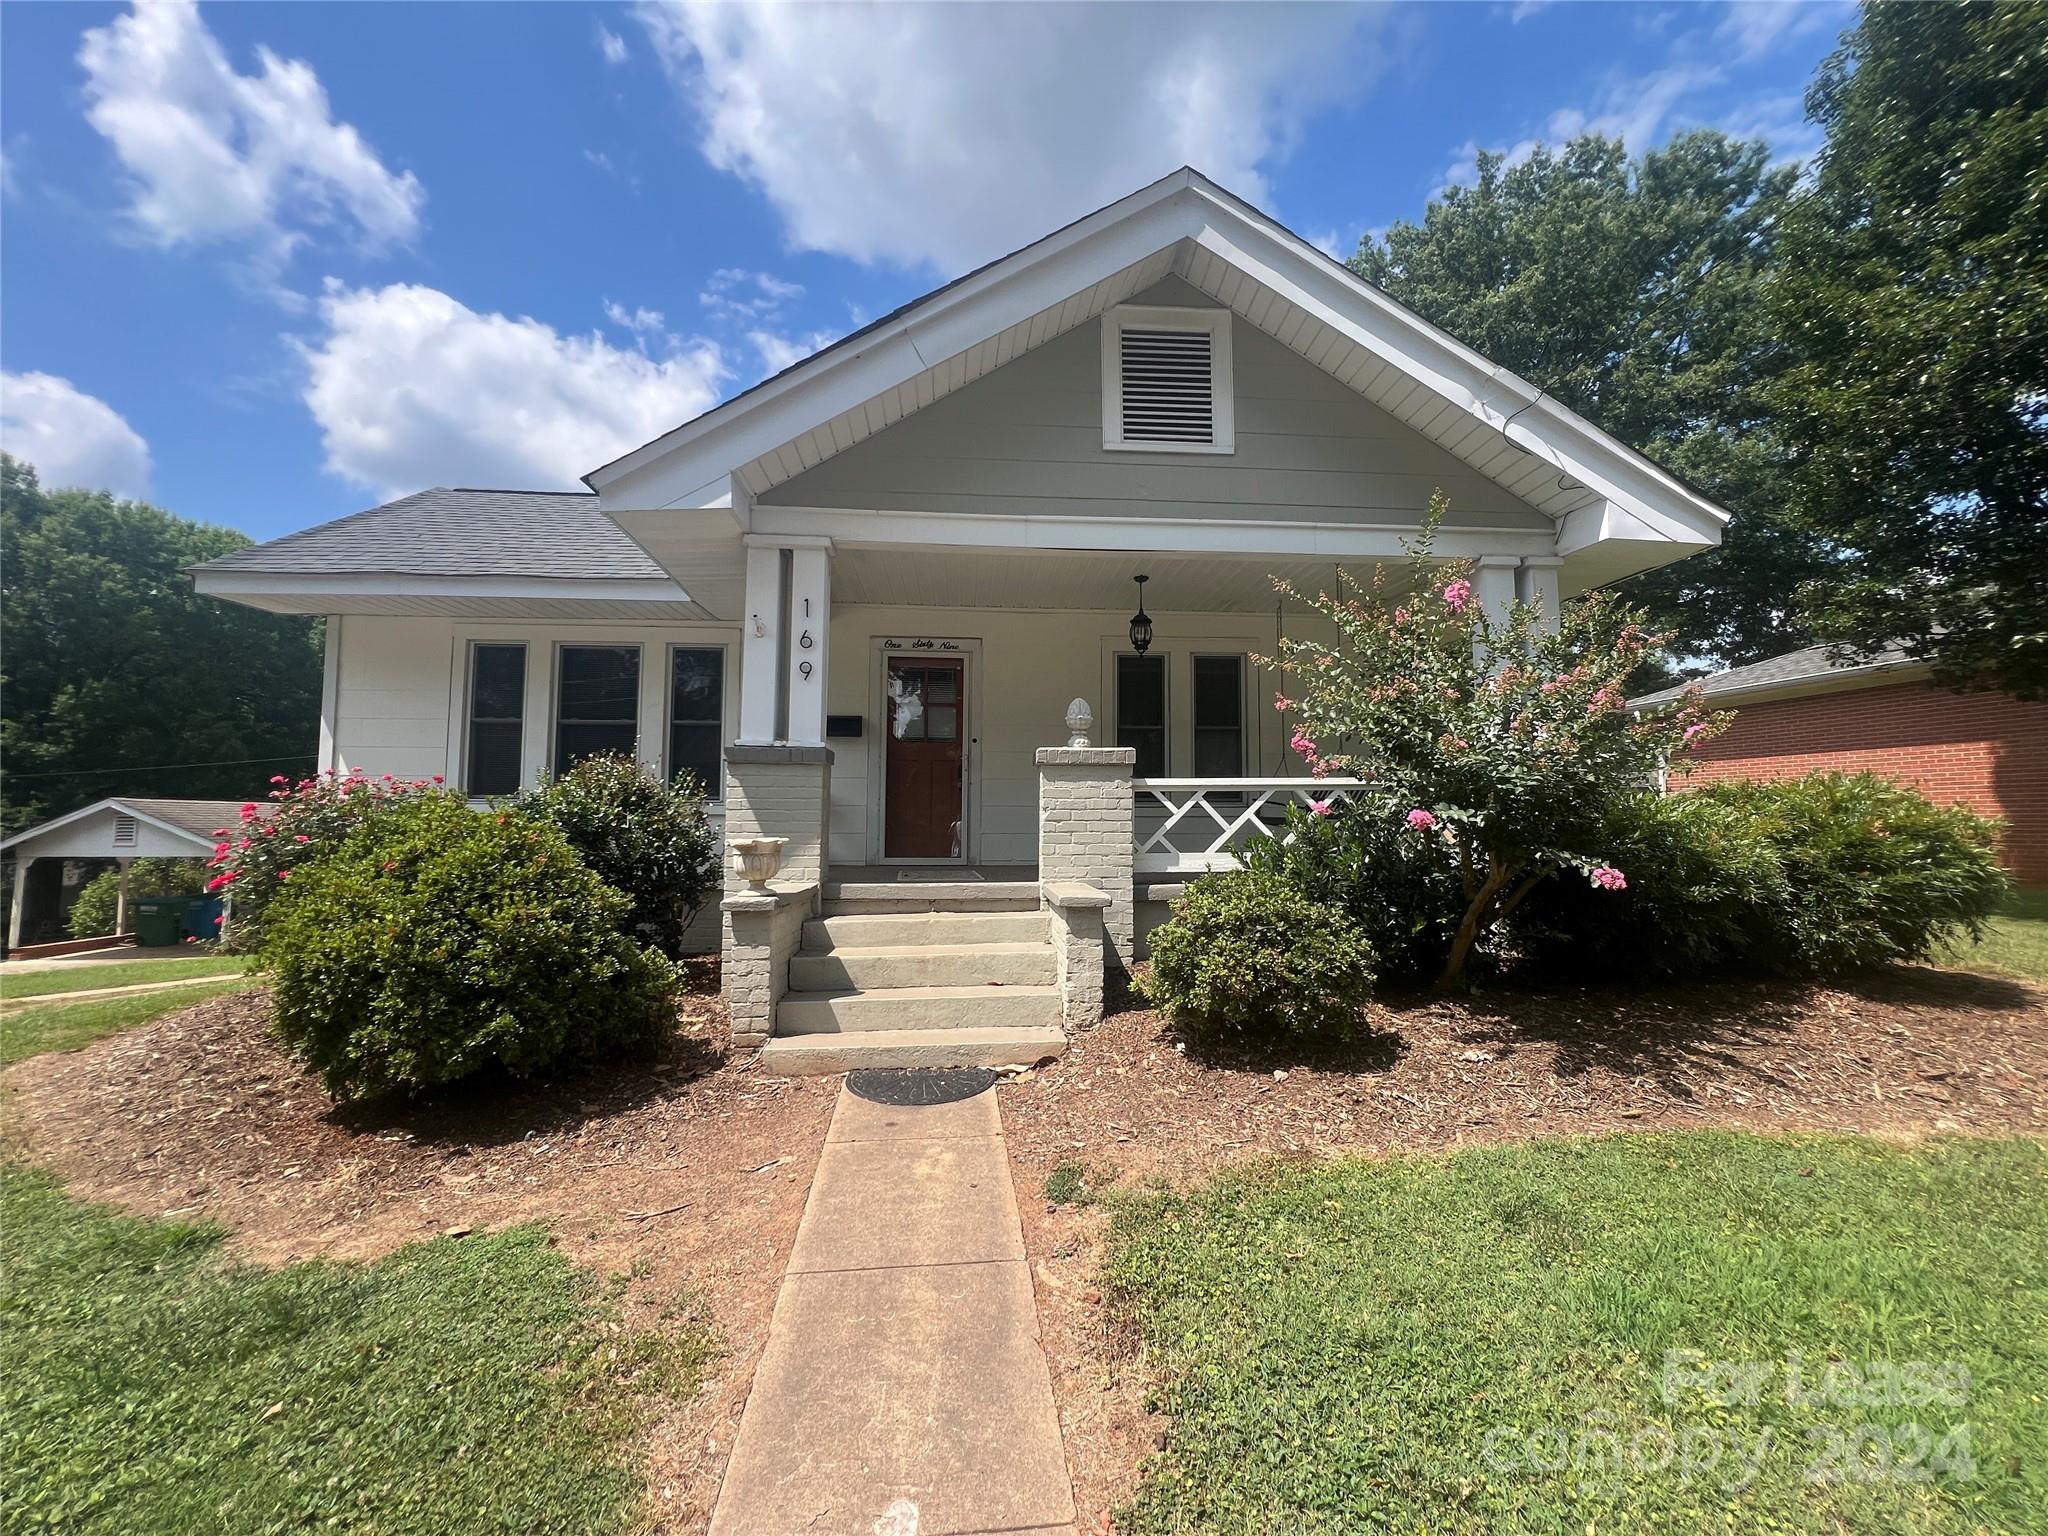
[1036,745,1136,981]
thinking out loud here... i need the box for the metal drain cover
[846,1067,998,1106]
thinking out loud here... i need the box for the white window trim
[663,641,729,800]
[1100,304,1235,455]
[462,639,529,799]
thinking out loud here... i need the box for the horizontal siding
[762,276,1550,531]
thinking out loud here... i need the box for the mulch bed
[0,962,837,1536]
[999,964,2048,1533]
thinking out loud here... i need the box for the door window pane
[1116,653,1167,777]
[554,645,640,774]
[668,646,724,797]
[466,644,526,796]
[1191,655,1245,778]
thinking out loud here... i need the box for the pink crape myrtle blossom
[1309,798,1334,817]
[1683,722,1710,744]
[1441,578,1473,614]
[1405,808,1439,831]
[1289,730,1319,760]
[1590,866,1628,891]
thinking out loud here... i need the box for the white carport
[2,798,243,949]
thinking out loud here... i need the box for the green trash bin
[132,898,184,947]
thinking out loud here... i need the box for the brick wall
[1036,747,1136,976]
[1670,681,2048,883]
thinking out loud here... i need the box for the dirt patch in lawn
[1002,964,2048,1532]
[0,962,836,1535]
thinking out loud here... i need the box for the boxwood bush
[518,755,718,959]
[1513,772,2009,979]
[262,792,680,1100]
[1142,868,1376,1045]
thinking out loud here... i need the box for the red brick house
[1633,643,2048,885]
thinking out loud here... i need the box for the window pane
[1116,654,1167,776]
[466,645,525,796]
[668,648,723,796]
[555,645,639,775]
[559,645,639,721]
[926,705,958,741]
[1191,656,1243,777]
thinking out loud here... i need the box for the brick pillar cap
[1036,747,1136,767]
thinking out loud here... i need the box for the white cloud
[698,266,803,323]
[77,0,422,258]
[605,300,668,336]
[298,282,727,497]
[634,0,1384,272]
[1441,62,1717,188]
[596,23,630,65]
[0,371,153,498]
[749,328,839,376]
[1508,1,1554,21]
[1717,0,1836,61]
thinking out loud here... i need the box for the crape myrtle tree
[1264,495,1727,988]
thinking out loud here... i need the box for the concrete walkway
[710,1083,1074,1536]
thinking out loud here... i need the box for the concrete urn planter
[730,836,788,892]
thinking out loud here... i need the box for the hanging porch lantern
[1128,574,1153,655]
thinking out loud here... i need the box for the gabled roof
[193,488,669,580]
[1,797,261,855]
[589,166,1731,566]
[1631,641,1924,710]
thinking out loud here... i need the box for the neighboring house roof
[1631,641,1925,711]
[1,797,262,856]
[591,166,1731,587]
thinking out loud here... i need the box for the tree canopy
[1768,0,2048,697]
[1351,131,1834,674]
[1,454,323,837]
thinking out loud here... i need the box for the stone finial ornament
[1064,698,1094,748]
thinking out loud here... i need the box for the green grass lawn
[0,1165,709,1535]
[1940,886,2048,980]
[1108,1133,2046,1534]
[0,979,258,1066]
[0,953,248,1000]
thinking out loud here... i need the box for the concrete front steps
[760,897,1066,1075]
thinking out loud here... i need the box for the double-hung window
[553,644,640,774]
[667,645,724,797]
[1190,655,1245,777]
[465,643,526,796]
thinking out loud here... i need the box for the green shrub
[261,793,679,1100]
[1142,869,1376,1045]
[1239,797,1470,983]
[1513,772,2009,979]
[66,858,204,939]
[518,755,718,959]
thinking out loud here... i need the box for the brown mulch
[999,964,2048,1533]
[0,964,836,1536]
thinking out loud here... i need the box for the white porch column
[7,857,28,951]
[114,858,134,934]
[1474,555,1520,631]
[737,535,834,745]
[1517,556,1564,634]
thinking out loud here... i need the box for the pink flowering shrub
[209,771,449,951]
[1262,492,1729,986]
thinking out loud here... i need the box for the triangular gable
[588,167,1728,558]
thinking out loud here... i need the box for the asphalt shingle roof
[119,799,270,840]
[191,488,669,581]
[1630,640,1920,709]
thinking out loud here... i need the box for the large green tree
[1769,0,2048,697]
[1,455,322,836]
[1351,131,1836,673]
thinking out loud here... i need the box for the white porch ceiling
[830,545,1411,614]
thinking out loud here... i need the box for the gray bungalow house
[192,168,1730,1071]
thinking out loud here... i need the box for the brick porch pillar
[721,744,832,1038]
[1036,746,1135,980]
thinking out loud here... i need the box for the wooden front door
[884,655,965,860]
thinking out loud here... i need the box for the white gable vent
[112,815,138,848]
[1102,306,1233,453]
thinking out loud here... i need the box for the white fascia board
[585,181,1203,505]
[191,570,694,605]
[752,504,1554,562]
[1,798,217,856]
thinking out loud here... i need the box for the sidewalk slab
[786,1134,1021,1274]
[709,1260,1072,1536]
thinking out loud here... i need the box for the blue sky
[1,0,1848,543]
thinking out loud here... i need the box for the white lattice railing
[1132,777,1367,874]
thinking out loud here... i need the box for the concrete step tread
[798,940,1051,960]
[823,880,1039,901]
[759,1026,1066,1075]
[784,983,1059,1003]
